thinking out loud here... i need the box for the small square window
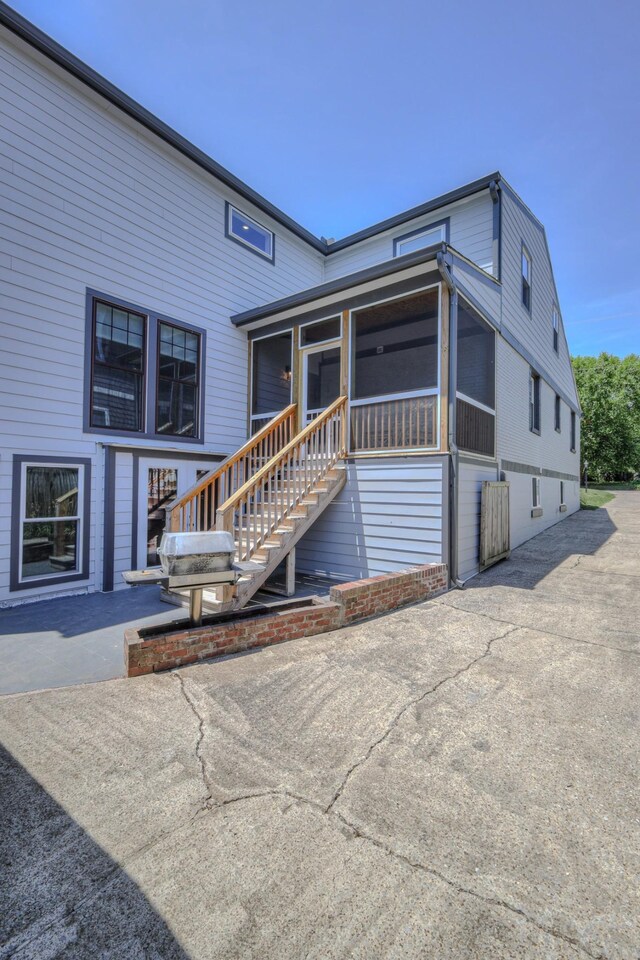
[522,244,532,311]
[226,203,274,261]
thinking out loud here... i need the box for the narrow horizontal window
[91,300,145,432]
[394,221,447,257]
[299,316,341,347]
[156,322,201,438]
[226,203,274,261]
[522,244,532,312]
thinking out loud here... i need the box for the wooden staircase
[165,397,347,614]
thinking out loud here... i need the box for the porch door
[301,344,341,425]
[136,457,212,569]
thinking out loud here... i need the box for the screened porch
[247,279,496,461]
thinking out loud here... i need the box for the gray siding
[0,27,323,604]
[296,457,446,580]
[325,191,495,281]
[458,460,500,581]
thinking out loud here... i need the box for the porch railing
[217,396,347,561]
[165,404,297,533]
[350,394,438,452]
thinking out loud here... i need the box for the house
[0,2,581,610]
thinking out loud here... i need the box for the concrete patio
[0,491,638,958]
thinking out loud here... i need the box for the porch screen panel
[457,301,495,409]
[251,332,292,416]
[351,289,439,400]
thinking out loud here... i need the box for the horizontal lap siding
[296,458,446,580]
[0,28,323,603]
[325,192,495,280]
[457,461,499,581]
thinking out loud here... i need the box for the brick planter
[126,563,448,677]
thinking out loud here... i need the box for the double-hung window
[11,457,91,590]
[91,300,145,432]
[554,394,561,432]
[522,244,532,311]
[552,306,559,352]
[226,203,275,262]
[87,293,203,442]
[529,371,541,434]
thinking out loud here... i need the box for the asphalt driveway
[1,491,638,959]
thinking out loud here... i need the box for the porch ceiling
[230,243,448,332]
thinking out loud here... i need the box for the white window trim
[394,222,447,257]
[532,476,541,508]
[18,461,86,585]
[227,203,274,260]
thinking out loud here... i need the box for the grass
[580,488,615,510]
[586,481,640,491]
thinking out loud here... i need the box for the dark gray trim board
[326,175,501,254]
[84,288,207,445]
[102,446,115,591]
[233,244,447,327]
[247,273,443,339]
[10,454,92,593]
[501,459,579,482]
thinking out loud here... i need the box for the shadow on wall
[0,744,189,957]
[464,504,617,591]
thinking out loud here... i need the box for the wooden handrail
[165,404,297,533]
[216,396,347,517]
[216,396,347,561]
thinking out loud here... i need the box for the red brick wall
[126,563,448,677]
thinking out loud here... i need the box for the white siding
[0,27,323,604]
[496,337,580,550]
[458,460,500,581]
[451,256,501,326]
[325,192,495,281]
[499,186,578,402]
[296,457,446,581]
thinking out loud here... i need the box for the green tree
[572,353,640,482]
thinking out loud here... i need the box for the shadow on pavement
[0,744,189,958]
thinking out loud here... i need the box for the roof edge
[0,1,326,252]
[326,172,502,253]
[231,243,449,327]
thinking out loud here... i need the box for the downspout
[437,251,464,588]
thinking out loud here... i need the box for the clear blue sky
[10,0,640,357]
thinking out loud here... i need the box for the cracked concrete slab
[1,490,638,958]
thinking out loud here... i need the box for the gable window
[394,220,448,257]
[91,300,145,431]
[570,411,576,452]
[157,323,201,437]
[521,244,532,311]
[552,306,559,352]
[554,394,561,432]
[226,203,274,262]
[529,371,541,434]
[11,456,91,591]
[86,292,204,443]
